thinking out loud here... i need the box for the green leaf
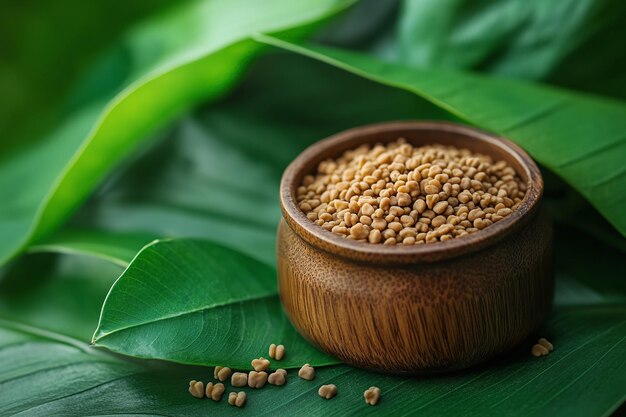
[0,0,353,267]
[254,35,626,238]
[92,239,338,368]
[394,0,626,96]
[0,254,123,341]
[0,0,182,152]
[58,52,451,266]
[2,305,625,416]
[28,228,155,267]
[318,0,626,98]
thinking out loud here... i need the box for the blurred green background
[1,1,625,416]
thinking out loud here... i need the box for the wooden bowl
[277,121,553,374]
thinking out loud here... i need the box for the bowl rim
[279,121,543,264]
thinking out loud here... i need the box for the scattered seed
[231,372,248,387]
[298,139,525,244]
[538,337,554,352]
[269,344,286,360]
[318,384,337,399]
[188,380,204,399]
[532,344,549,357]
[205,382,225,401]
[364,386,381,405]
[214,366,232,382]
[268,369,287,386]
[298,363,315,380]
[228,391,247,407]
[248,371,268,388]
[251,357,271,371]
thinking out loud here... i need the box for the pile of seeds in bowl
[297,139,526,244]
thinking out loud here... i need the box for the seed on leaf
[298,363,315,380]
[188,380,204,399]
[231,372,248,387]
[364,386,381,405]
[251,357,270,371]
[268,369,287,386]
[318,384,337,399]
[228,391,246,407]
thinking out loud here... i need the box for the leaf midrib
[92,292,278,344]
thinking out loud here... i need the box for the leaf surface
[0,0,352,266]
[92,239,337,368]
[2,305,625,417]
[255,36,626,237]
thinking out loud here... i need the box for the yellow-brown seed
[231,372,248,387]
[538,338,554,352]
[188,380,204,399]
[214,366,232,382]
[532,344,549,357]
[268,343,285,360]
[251,357,270,371]
[248,371,268,388]
[298,139,524,245]
[205,382,225,401]
[364,386,381,405]
[228,391,247,407]
[268,369,287,386]
[298,363,315,380]
[318,384,338,399]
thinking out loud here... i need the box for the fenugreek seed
[383,237,396,245]
[364,386,381,405]
[228,391,247,407]
[248,371,268,388]
[371,218,387,230]
[368,229,382,243]
[468,208,484,221]
[268,369,287,386]
[397,193,412,207]
[388,222,403,233]
[414,199,427,213]
[318,384,338,399]
[532,344,550,357]
[350,223,369,240]
[300,140,523,244]
[189,380,204,399]
[298,364,315,380]
[361,203,375,216]
[538,338,554,352]
[274,344,285,360]
[231,372,248,387]
[403,237,416,245]
[331,225,348,235]
[433,201,449,214]
[400,215,415,227]
[251,357,270,371]
[214,366,232,382]
[206,382,225,401]
[426,194,439,209]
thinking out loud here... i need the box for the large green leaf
[255,36,626,238]
[393,0,626,97]
[52,52,451,266]
[0,0,183,152]
[2,306,624,416]
[93,239,337,368]
[317,0,626,98]
[0,0,352,267]
[0,253,123,341]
